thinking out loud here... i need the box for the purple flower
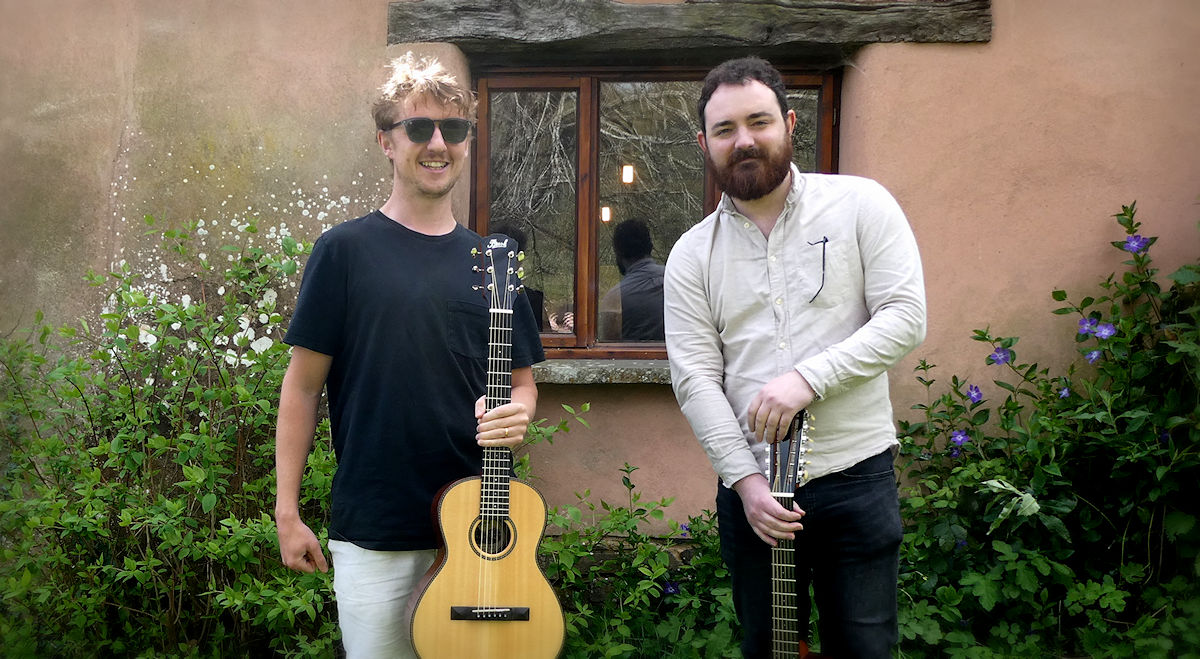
[949,447,962,458]
[956,539,968,550]
[1086,350,1102,364]
[1123,235,1150,254]
[1077,318,1098,335]
[950,430,970,446]
[679,523,691,538]
[1059,387,1070,398]
[663,581,680,595]
[967,385,983,403]
[1093,323,1116,340]
[988,347,1012,365]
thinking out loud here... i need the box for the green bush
[0,217,337,656]
[539,464,739,659]
[896,203,1200,657]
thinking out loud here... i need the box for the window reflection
[487,90,578,334]
[597,81,704,342]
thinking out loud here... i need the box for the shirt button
[775,298,783,305]
[779,342,788,349]
[770,255,777,262]
[743,222,751,229]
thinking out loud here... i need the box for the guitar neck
[771,491,800,659]
[481,306,515,519]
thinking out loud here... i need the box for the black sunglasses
[386,117,474,144]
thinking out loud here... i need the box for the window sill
[532,359,671,385]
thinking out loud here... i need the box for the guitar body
[410,474,564,658]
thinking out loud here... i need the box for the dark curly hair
[697,56,788,133]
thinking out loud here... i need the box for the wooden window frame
[472,67,841,360]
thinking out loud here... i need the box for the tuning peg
[471,247,480,256]
[517,251,526,262]
[516,266,525,279]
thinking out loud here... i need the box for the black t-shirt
[284,211,545,550]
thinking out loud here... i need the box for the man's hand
[747,369,816,444]
[476,396,531,449]
[732,474,805,547]
[276,514,328,573]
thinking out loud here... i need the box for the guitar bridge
[449,606,530,621]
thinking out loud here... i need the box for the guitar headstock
[472,233,526,312]
[769,411,813,495]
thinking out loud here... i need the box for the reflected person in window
[598,219,666,342]
[664,57,926,658]
[273,53,544,659]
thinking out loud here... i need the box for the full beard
[708,141,793,201]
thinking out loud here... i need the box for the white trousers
[329,539,437,659]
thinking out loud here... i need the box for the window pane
[596,80,704,343]
[788,88,820,172]
[487,90,578,334]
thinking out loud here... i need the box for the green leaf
[201,493,218,514]
[1164,512,1196,541]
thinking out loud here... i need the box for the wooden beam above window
[387,0,991,68]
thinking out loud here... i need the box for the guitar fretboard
[769,412,812,659]
[771,492,799,658]
[481,307,514,520]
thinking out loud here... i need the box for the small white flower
[138,326,158,347]
[181,294,192,308]
[249,336,274,354]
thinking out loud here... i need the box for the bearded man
[663,56,927,658]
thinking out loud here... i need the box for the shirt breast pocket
[799,238,858,309]
[445,299,488,360]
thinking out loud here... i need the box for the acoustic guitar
[409,235,565,659]
[769,411,819,659]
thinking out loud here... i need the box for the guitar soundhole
[471,517,515,560]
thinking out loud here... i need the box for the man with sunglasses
[274,53,544,658]
[664,57,926,658]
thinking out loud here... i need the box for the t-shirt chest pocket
[445,299,489,360]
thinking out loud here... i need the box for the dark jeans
[716,448,902,659]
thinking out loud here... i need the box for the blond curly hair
[371,52,477,131]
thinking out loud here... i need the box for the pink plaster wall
[840,0,1200,410]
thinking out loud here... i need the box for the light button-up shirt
[664,166,927,488]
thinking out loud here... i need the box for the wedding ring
[503,427,509,437]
